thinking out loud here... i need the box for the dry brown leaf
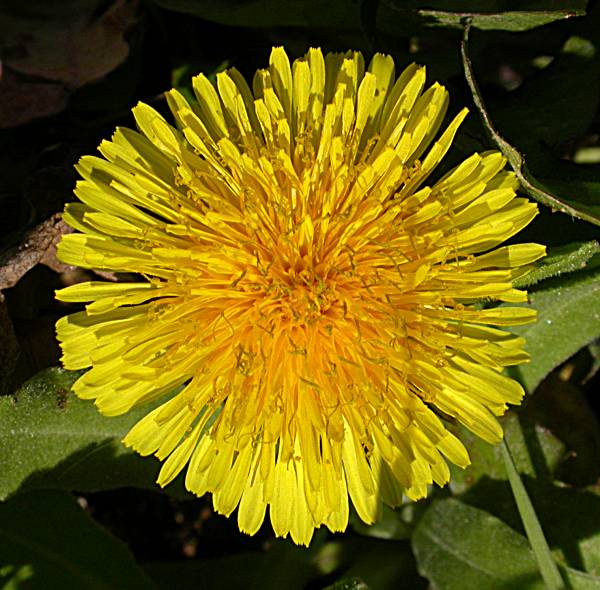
[0,66,69,129]
[0,0,137,90]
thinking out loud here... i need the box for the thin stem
[501,438,566,590]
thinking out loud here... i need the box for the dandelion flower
[56,47,545,545]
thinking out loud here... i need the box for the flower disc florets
[56,47,545,545]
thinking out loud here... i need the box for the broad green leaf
[493,35,599,153]
[153,0,587,33]
[145,553,266,590]
[449,413,566,494]
[380,0,587,31]
[461,21,600,226]
[413,498,546,590]
[146,538,350,590]
[350,504,412,540]
[462,479,600,579]
[251,538,323,590]
[408,8,586,32]
[538,180,600,225]
[514,241,600,288]
[147,539,422,590]
[324,579,371,590]
[510,269,600,392]
[0,368,188,500]
[0,489,156,589]
[522,375,600,487]
[452,375,600,491]
[341,540,427,590]
[412,499,600,590]
[152,0,362,29]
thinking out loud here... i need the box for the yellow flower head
[56,47,545,545]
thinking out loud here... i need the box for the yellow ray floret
[55,46,545,546]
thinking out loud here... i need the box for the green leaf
[452,373,600,491]
[449,413,566,494]
[153,0,587,34]
[324,578,371,590]
[350,504,412,540]
[151,0,362,29]
[146,537,358,590]
[147,536,426,590]
[341,540,427,590]
[492,34,600,154]
[514,241,600,288]
[462,478,600,579]
[461,21,600,227]
[537,180,600,226]
[251,538,323,590]
[522,375,600,487]
[412,498,546,590]
[145,553,266,590]
[509,269,600,392]
[0,368,189,500]
[410,8,586,32]
[412,498,600,590]
[0,489,156,589]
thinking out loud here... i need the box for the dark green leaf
[521,375,600,487]
[509,269,600,392]
[451,371,600,493]
[0,489,156,590]
[492,35,600,154]
[153,0,587,34]
[145,553,265,590]
[410,8,586,32]
[151,0,362,29]
[461,21,600,227]
[342,540,427,590]
[449,413,566,494]
[350,504,412,540]
[537,180,600,226]
[324,578,371,590]
[413,498,546,590]
[251,538,323,590]
[0,368,189,500]
[462,478,600,579]
[146,537,368,590]
[412,498,600,590]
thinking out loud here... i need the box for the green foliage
[449,413,566,493]
[412,499,600,590]
[461,21,600,227]
[510,269,600,392]
[1,0,600,588]
[0,490,156,589]
[152,0,364,29]
[153,0,587,32]
[324,579,371,590]
[391,4,588,32]
[0,368,188,500]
